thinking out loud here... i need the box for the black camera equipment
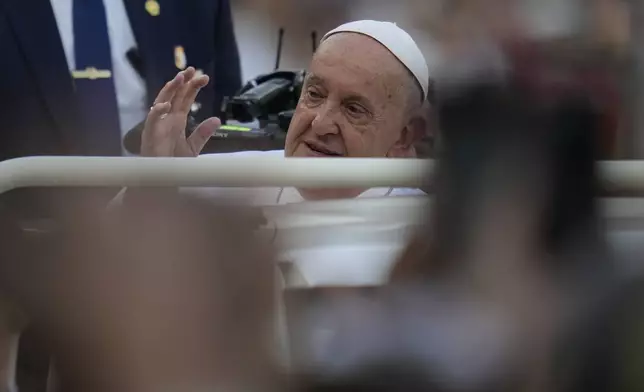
[123,28,314,155]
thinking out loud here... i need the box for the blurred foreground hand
[40,194,277,392]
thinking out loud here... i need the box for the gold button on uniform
[145,0,160,16]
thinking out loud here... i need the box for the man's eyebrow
[304,74,374,110]
[305,74,325,85]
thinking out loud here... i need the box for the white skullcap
[322,20,429,101]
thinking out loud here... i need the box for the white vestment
[188,150,428,287]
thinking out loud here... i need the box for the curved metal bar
[0,156,432,194]
[0,156,643,195]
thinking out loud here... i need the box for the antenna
[274,28,285,70]
[311,30,318,53]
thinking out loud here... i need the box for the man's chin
[296,188,366,201]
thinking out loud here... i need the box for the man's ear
[387,112,428,158]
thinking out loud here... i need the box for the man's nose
[310,105,340,136]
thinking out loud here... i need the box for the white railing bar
[0,156,432,194]
[0,156,642,195]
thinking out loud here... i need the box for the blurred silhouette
[386,36,623,392]
[0,193,276,392]
[391,38,613,282]
[0,2,242,388]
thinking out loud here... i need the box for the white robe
[188,150,428,287]
[111,150,428,285]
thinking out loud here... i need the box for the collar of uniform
[276,187,394,205]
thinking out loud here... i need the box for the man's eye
[346,103,367,116]
[307,89,323,100]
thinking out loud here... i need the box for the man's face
[285,33,417,160]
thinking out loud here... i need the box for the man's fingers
[153,67,195,106]
[187,117,220,154]
[171,67,198,110]
[144,102,172,134]
[153,72,184,105]
[180,75,210,114]
[141,102,173,156]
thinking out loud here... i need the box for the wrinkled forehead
[309,33,411,104]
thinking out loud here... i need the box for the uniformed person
[0,0,241,159]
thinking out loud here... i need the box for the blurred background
[231,0,441,81]
[232,0,640,158]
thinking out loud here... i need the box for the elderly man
[138,20,430,204]
[108,21,432,297]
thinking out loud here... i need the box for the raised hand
[141,67,221,157]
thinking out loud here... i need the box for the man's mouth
[304,142,342,157]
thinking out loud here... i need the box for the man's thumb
[188,117,221,154]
